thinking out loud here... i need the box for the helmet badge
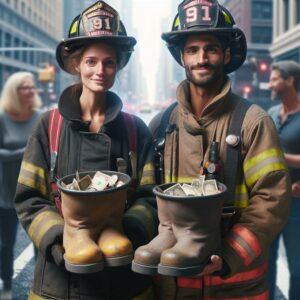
[178,0,219,30]
[80,1,120,37]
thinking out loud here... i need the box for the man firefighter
[133,0,291,299]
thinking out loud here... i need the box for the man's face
[182,34,230,88]
[268,69,288,100]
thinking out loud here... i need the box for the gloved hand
[51,244,65,267]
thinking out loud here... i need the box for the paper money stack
[163,176,221,197]
[61,171,124,192]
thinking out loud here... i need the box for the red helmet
[162,0,247,74]
[56,1,136,74]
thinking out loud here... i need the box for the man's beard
[185,63,224,88]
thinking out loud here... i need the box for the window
[5,33,12,57]
[297,0,300,23]
[22,41,27,62]
[14,37,20,60]
[283,0,289,31]
[252,26,272,44]
[252,1,272,19]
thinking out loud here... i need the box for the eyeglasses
[18,86,36,91]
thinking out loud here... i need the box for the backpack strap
[122,111,138,180]
[224,100,252,207]
[48,108,63,213]
[122,111,137,152]
[157,102,178,140]
[155,102,178,183]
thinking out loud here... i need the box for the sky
[131,0,174,103]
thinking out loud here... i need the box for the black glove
[51,244,65,267]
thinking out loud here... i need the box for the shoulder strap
[48,108,63,184]
[157,102,178,140]
[122,111,137,152]
[224,100,252,206]
[155,102,178,184]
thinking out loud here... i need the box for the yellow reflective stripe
[174,16,180,28]
[140,163,155,185]
[18,175,48,196]
[143,163,155,172]
[21,161,47,178]
[28,211,64,247]
[234,184,249,208]
[131,287,155,300]
[28,290,45,300]
[246,162,287,187]
[234,199,249,208]
[244,148,284,172]
[223,11,232,24]
[18,161,49,196]
[244,148,287,187]
[164,176,194,184]
[70,20,78,34]
[125,205,156,240]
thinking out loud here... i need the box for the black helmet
[161,0,247,74]
[56,1,136,74]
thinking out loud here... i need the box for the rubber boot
[61,189,133,273]
[97,190,133,266]
[158,195,224,277]
[132,196,176,275]
[61,192,105,273]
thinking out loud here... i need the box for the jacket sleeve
[14,111,64,257]
[222,106,291,277]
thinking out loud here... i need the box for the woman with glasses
[0,71,42,300]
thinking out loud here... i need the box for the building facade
[270,0,300,63]
[0,0,63,105]
[221,0,273,109]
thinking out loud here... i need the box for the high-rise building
[270,0,300,63]
[221,0,273,109]
[0,0,63,104]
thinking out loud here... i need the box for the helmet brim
[56,36,136,74]
[161,28,247,74]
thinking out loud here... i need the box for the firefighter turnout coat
[14,86,156,300]
[149,78,291,300]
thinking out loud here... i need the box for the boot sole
[131,261,158,275]
[64,257,104,274]
[158,263,205,276]
[104,254,133,267]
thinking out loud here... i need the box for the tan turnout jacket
[150,78,291,300]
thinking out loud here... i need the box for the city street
[4,222,290,300]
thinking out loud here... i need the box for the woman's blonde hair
[0,71,42,114]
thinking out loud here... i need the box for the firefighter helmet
[161,0,247,74]
[56,1,136,74]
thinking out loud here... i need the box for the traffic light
[38,63,55,82]
[243,85,251,99]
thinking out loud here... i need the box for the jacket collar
[176,77,232,123]
[58,85,123,130]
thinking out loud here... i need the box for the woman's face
[76,43,118,94]
[17,77,37,108]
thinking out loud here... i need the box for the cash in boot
[158,194,224,277]
[132,196,176,275]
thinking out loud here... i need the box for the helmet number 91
[186,5,211,23]
[92,18,111,30]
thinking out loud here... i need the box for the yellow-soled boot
[98,190,133,266]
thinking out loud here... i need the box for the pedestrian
[0,71,42,300]
[14,1,157,300]
[267,60,300,300]
[133,0,291,299]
